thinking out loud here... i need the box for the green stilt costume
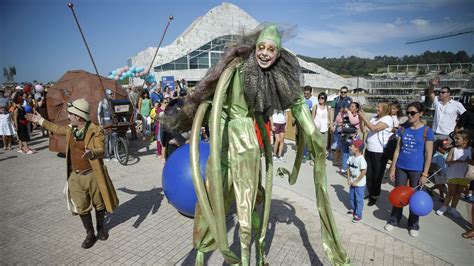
[181,25,350,265]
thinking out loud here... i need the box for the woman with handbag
[385,102,434,237]
[358,102,394,206]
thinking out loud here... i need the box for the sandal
[17,149,25,153]
[462,230,474,239]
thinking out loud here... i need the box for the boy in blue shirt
[346,139,367,223]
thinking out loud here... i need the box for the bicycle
[111,122,129,165]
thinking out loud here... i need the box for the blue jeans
[388,168,421,230]
[350,185,365,218]
[341,140,350,171]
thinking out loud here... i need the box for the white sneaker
[436,205,447,216]
[384,224,394,231]
[450,208,462,218]
[409,230,419,237]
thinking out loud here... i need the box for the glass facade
[154,34,319,75]
[154,35,237,72]
[301,67,317,74]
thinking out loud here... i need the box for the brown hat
[67,98,90,121]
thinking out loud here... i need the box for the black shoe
[80,212,97,248]
[81,232,97,249]
[97,229,109,241]
[368,198,377,206]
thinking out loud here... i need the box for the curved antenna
[140,16,174,91]
[67,2,105,91]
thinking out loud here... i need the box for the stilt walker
[163,24,350,265]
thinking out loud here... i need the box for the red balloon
[389,186,414,207]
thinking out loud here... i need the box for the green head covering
[256,25,281,52]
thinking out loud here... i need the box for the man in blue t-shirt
[332,86,352,122]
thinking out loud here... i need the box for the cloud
[410,18,429,28]
[341,0,465,14]
[294,18,460,57]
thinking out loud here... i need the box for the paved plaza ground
[0,130,472,265]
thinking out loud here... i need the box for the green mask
[256,25,281,52]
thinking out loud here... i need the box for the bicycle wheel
[114,137,129,165]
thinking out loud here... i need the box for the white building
[128,2,356,90]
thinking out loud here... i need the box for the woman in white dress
[0,105,15,150]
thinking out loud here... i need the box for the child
[430,139,449,202]
[149,101,163,159]
[346,139,367,223]
[389,101,402,131]
[0,107,15,150]
[436,130,472,217]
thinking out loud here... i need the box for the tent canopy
[46,70,128,152]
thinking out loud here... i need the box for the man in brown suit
[27,98,119,249]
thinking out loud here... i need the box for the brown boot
[79,213,97,249]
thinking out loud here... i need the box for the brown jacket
[42,120,119,212]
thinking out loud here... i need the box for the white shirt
[391,115,400,128]
[347,155,367,187]
[366,115,394,153]
[314,105,329,133]
[446,147,472,179]
[272,110,287,124]
[432,97,466,135]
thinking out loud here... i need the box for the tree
[2,66,16,82]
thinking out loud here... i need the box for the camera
[341,116,356,145]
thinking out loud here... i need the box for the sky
[1,0,473,83]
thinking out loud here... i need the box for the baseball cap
[351,139,365,151]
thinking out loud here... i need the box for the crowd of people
[0,83,48,154]
[2,77,473,243]
[261,83,473,238]
[334,84,471,238]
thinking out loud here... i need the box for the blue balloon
[409,190,433,216]
[24,105,33,113]
[162,142,209,217]
[112,70,116,75]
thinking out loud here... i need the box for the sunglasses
[340,91,348,94]
[406,111,419,116]
[439,91,449,94]
[318,97,325,99]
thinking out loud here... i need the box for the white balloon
[35,84,44,93]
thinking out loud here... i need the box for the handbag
[382,133,398,160]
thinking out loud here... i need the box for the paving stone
[0,131,455,265]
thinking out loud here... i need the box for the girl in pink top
[335,102,360,173]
